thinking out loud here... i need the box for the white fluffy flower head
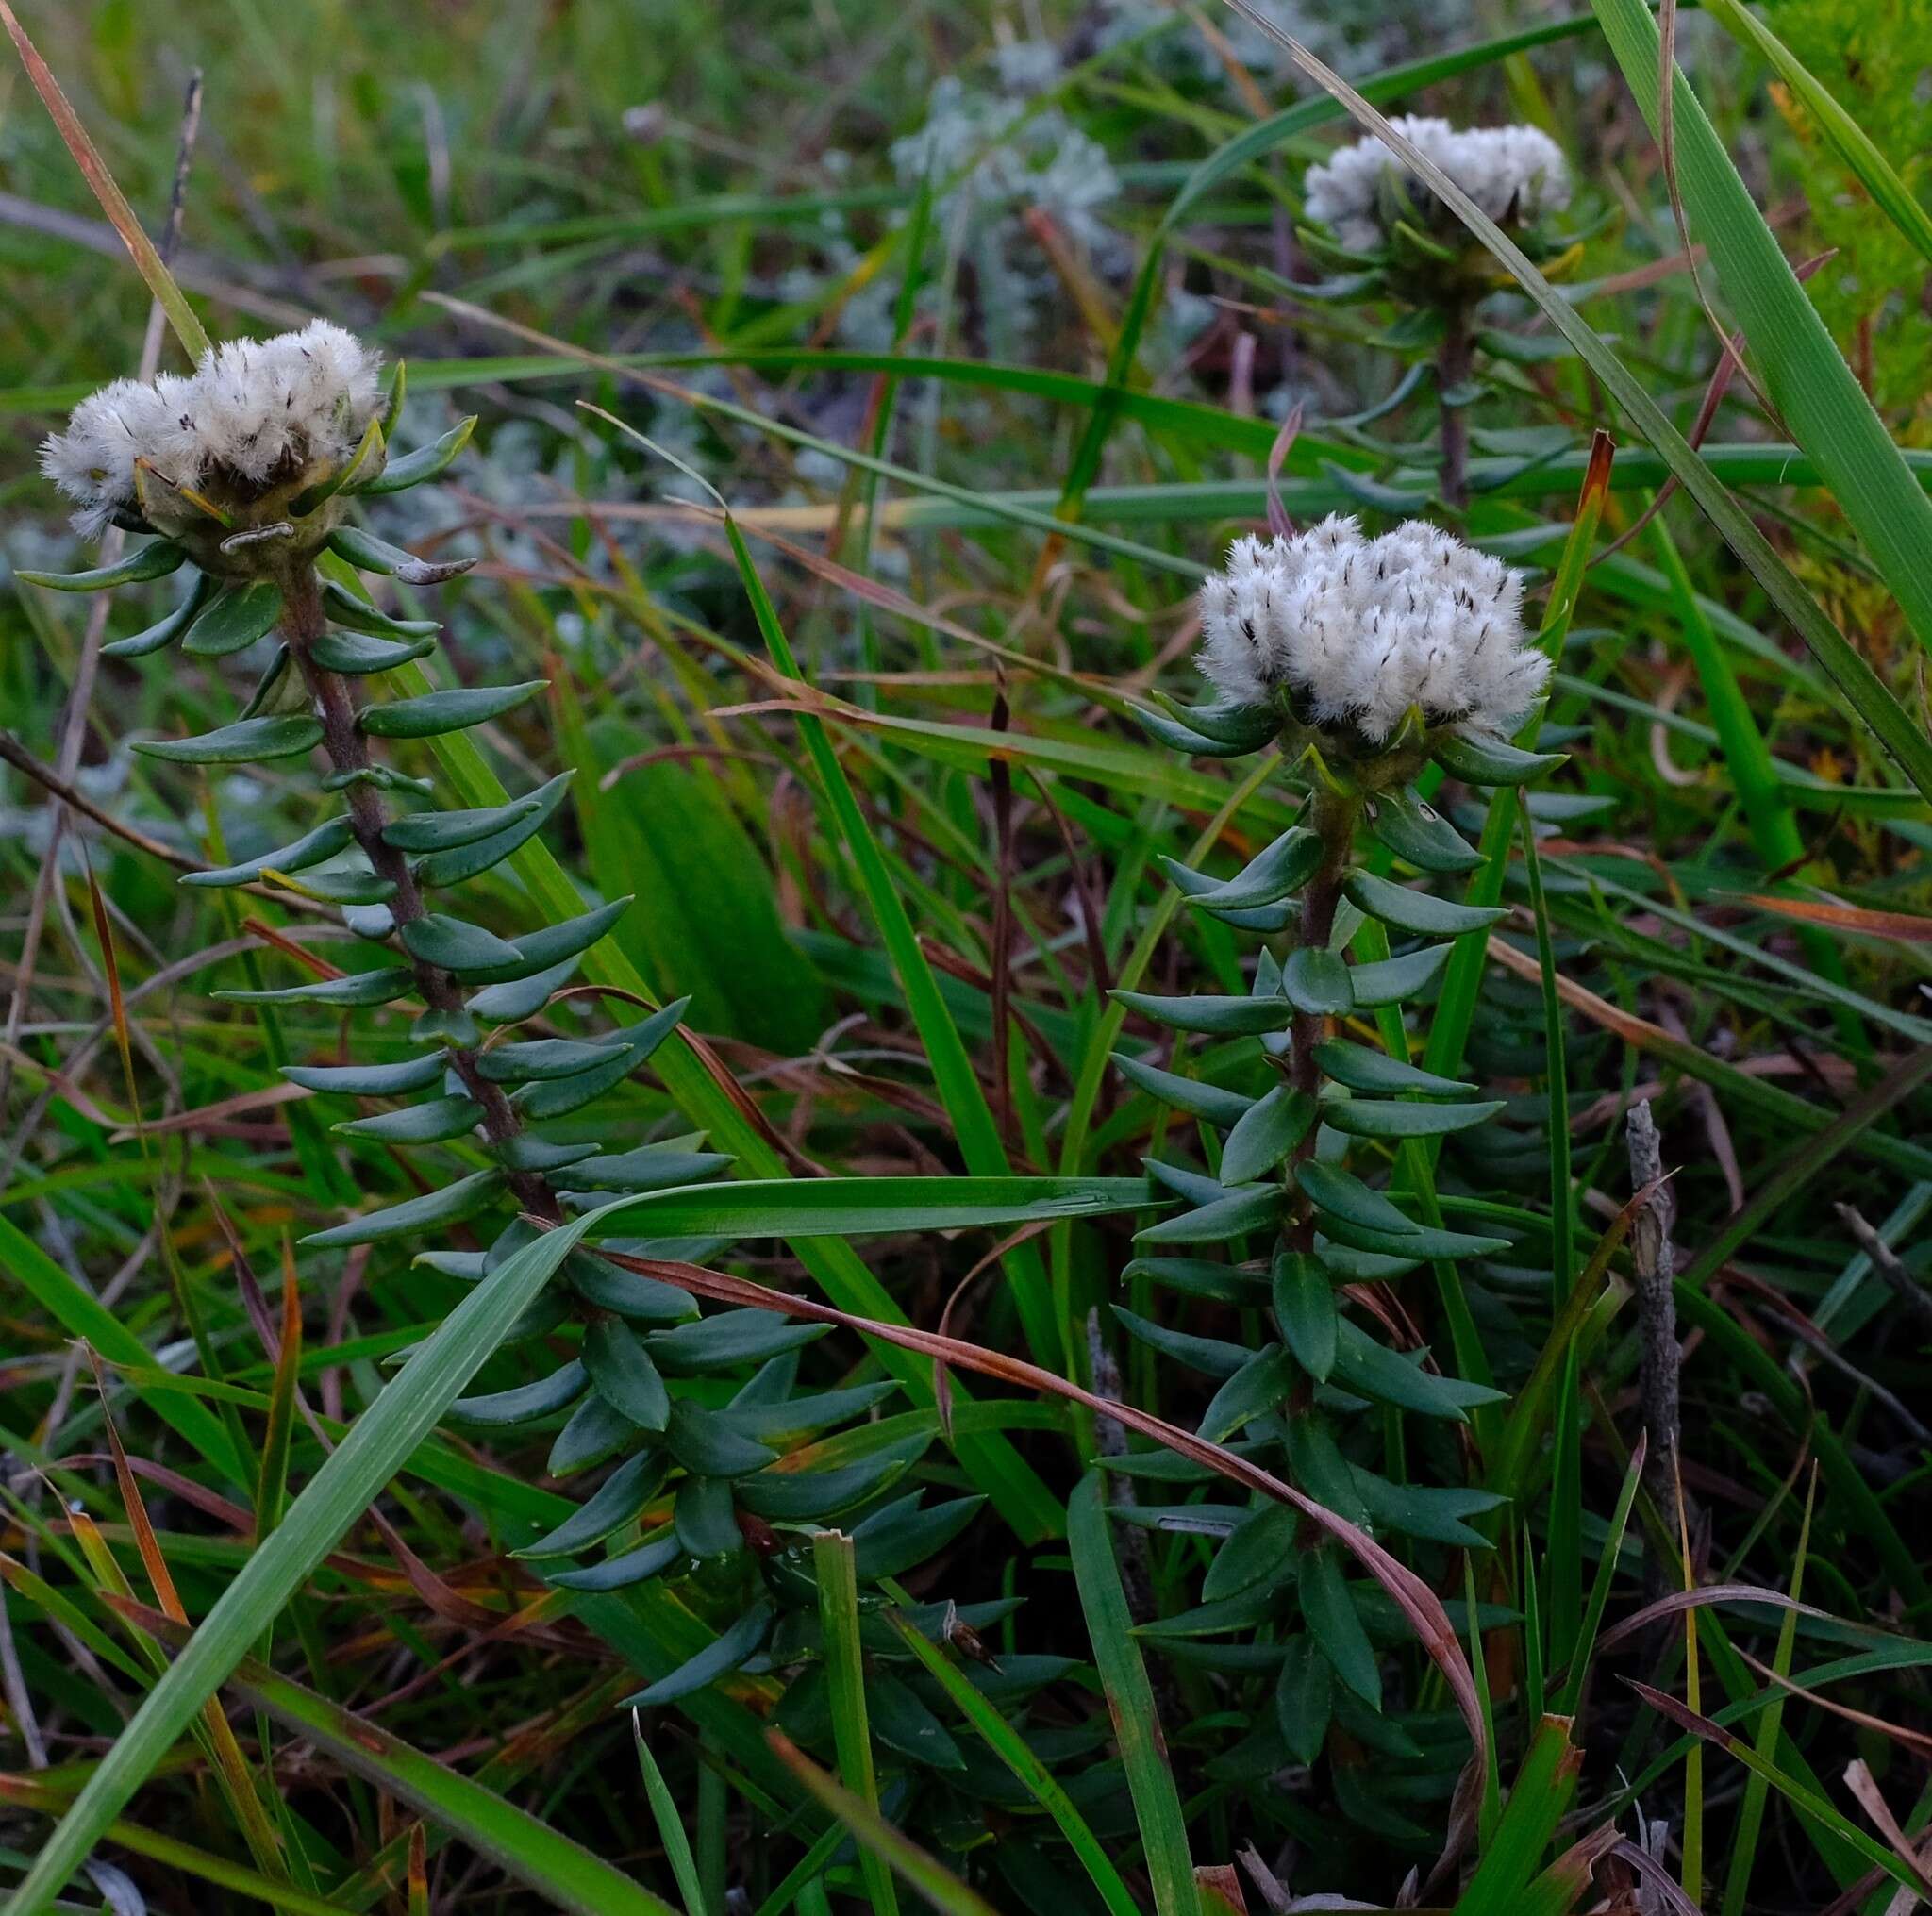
[1197,515,1546,741]
[41,321,382,539]
[1305,116,1569,256]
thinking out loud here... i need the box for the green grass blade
[1068,1472,1197,1916]
[633,1717,709,1916]
[812,1530,899,1916]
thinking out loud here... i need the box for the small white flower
[1304,116,1570,255]
[41,320,382,538]
[1196,514,1546,741]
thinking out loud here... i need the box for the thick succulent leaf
[183,815,357,890]
[1111,1306,1250,1379]
[1270,1269,1336,1403]
[514,1450,667,1560]
[542,1533,682,1593]
[334,1095,482,1143]
[132,715,323,765]
[1147,691,1278,748]
[1430,732,1566,785]
[1130,703,1262,758]
[1292,1160,1418,1237]
[1310,1040,1475,1097]
[1111,1054,1255,1128]
[647,1308,828,1377]
[727,1383,898,1442]
[383,793,545,854]
[1219,1085,1318,1185]
[410,1004,481,1049]
[465,958,582,1025]
[582,1318,671,1431]
[1349,1474,1504,1549]
[1344,871,1508,937]
[564,1254,699,1325]
[1329,1320,1506,1420]
[412,773,572,887]
[475,898,634,982]
[1318,1212,1507,1259]
[560,1145,734,1195]
[101,574,214,658]
[219,967,413,1008]
[1348,942,1453,1008]
[448,1358,588,1428]
[620,1599,773,1708]
[235,643,291,720]
[301,1168,507,1247]
[326,523,475,586]
[869,1673,968,1772]
[1275,1637,1335,1765]
[353,416,477,495]
[308,627,438,675]
[1323,1096,1505,1140]
[264,864,395,907]
[1133,1184,1284,1245]
[1203,1506,1300,1603]
[359,680,546,740]
[1112,989,1291,1036]
[18,541,187,591]
[182,580,282,658]
[1198,1344,1297,1443]
[477,1035,628,1085]
[548,1391,640,1476]
[737,1435,929,1521]
[496,1135,601,1175]
[1366,790,1482,874]
[322,576,442,638]
[1195,827,1324,911]
[1299,1549,1381,1708]
[1120,1257,1271,1307]
[283,1051,447,1096]
[674,1476,742,1558]
[1161,858,1296,933]
[851,1494,985,1580]
[399,913,525,975]
[514,1005,686,1119]
[1283,947,1354,1016]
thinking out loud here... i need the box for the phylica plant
[1115,516,1560,1746]
[25,324,993,1718]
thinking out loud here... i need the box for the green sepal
[560,1145,734,1194]
[1430,731,1567,785]
[1283,947,1354,1016]
[300,1167,508,1247]
[291,414,385,515]
[465,958,579,1025]
[1111,1054,1254,1129]
[1323,1096,1504,1140]
[1367,789,1482,874]
[582,1318,672,1431]
[1292,1160,1419,1237]
[1131,703,1263,758]
[516,1455,667,1563]
[383,794,544,854]
[1134,1184,1285,1245]
[620,1599,774,1708]
[1147,691,1278,749]
[102,574,215,658]
[449,1359,588,1428]
[1111,989,1291,1037]
[327,523,475,586]
[323,577,441,639]
[476,1036,627,1085]
[19,541,187,591]
[1349,942,1453,1008]
[1219,1085,1317,1185]
[411,772,571,886]
[308,628,437,675]
[359,679,546,740]
[1192,827,1322,910]
[1272,1249,1338,1382]
[283,1051,447,1095]
[380,359,408,436]
[542,1534,682,1593]
[1344,871,1507,937]
[399,913,525,976]
[183,815,357,890]
[334,1095,482,1143]
[182,580,283,658]
[354,416,477,495]
[218,967,412,1008]
[1311,1040,1475,1098]
[133,715,323,766]
[738,1437,928,1522]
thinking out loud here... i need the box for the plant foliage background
[2,0,1930,1912]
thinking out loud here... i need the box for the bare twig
[1836,1203,1932,1336]
[1626,1099,1686,1570]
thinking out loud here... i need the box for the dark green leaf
[1193,827,1322,908]
[327,523,475,586]
[1111,1306,1250,1379]
[384,794,546,854]
[466,958,581,1026]
[102,574,214,658]
[1349,942,1452,1007]
[1274,1637,1334,1764]
[19,541,186,591]
[323,577,442,638]
[1430,732,1566,785]
[583,1318,671,1432]
[302,1168,507,1247]
[1323,1096,1505,1139]
[561,1146,734,1195]
[335,1095,481,1143]
[673,1476,742,1559]
[284,1051,447,1096]
[1292,1160,1417,1236]
[1111,1054,1255,1129]
[1367,789,1482,875]
[1283,947,1354,1016]
[359,680,546,740]
[869,1673,967,1771]
[133,715,323,765]
[621,1599,773,1708]
[308,627,438,675]
[1311,1041,1475,1097]
[183,815,357,890]
[1112,990,1291,1036]
[400,913,525,975]
[852,1494,985,1580]
[649,1308,827,1376]
[478,1036,628,1085]
[1202,1506,1299,1602]
[565,1255,699,1325]
[542,1534,682,1592]
[355,417,476,494]
[448,1359,587,1429]
[1134,1184,1282,1245]
[515,1451,666,1560]
[663,1400,776,1477]
[1344,872,1507,937]
[1330,1320,1506,1420]
[219,967,413,1008]
[737,1437,927,1521]
[1198,1345,1296,1442]
[1272,1250,1337,1382]
[1299,1549,1380,1708]
[1220,1085,1317,1184]
[413,772,572,886]
[182,581,282,658]
[548,1391,639,1476]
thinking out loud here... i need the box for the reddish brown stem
[280,564,555,1219]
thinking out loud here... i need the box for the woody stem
[1437,299,1473,513]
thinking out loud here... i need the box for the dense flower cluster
[1304,115,1569,255]
[1197,514,1546,740]
[41,322,382,538]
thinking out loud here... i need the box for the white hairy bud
[1196,514,1547,741]
[1304,116,1569,255]
[41,320,383,539]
